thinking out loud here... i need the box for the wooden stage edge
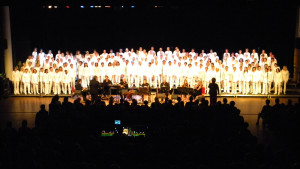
[9,94,300,98]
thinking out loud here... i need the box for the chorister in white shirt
[53,69,62,95]
[31,69,39,95]
[82,63,90,88]
[15,47,289,96]
[32,48,38,61]
[22,68,31,94]
[281,66,289,94]
[12,67,21,95]
[231,67,239,94]
[222,66,232,93]
[274,68,282,95]
[43,69,50,95]
[62,70,71,94]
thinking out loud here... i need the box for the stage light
[131,6,135,8]
[80,6,84,8]
[90,6,94,8]
[48,5,52,9]
[54,6,58,8]
[105,6,111,8]
[66,6,70,8]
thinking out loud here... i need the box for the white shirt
[274,72,282,83]
[243,52,250,59]
[63,72,71,83]
[54,72,62,83]
[281,70,289,82]
[22,72,31,83]
[243,71,251,82]
[262,71,268,83]
[43,73,50,83]
[251,71,259,82]
[232,70,239,82]
[12,70,21,82]
[223,70,232,81]
[251,52,259,61]
[127,64,137,76]
[165,51,172,58]
[32,51,38,59]
[31,73,39,84]
[267,71,274,82]
[82,67,90,77]
[215,70,221,82]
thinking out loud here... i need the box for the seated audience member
[35,104,49,129]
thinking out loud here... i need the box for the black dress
[194,85,202,97]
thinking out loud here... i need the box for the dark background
[1,0,299,75]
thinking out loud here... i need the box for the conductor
[208,77,219,105]
[90,76,100,103]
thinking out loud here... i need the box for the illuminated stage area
[11,47,294,99]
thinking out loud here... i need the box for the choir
[11,47,290,95]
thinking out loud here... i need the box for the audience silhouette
[0,96,299,169]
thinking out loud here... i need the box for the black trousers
[82,90,87,101]
[104,87,110,96]
[210,95,217,105]
[91,92,98,103]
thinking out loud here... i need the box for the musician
[160,78,170,96]
[141,79,150,101]
[182,79,189,88]
[181,79,190,99]
[119,78,129,99]
[194,80,203,98]
[75,79,87,101]
[90,76,100,103]
[119,78,129,89]
[141,79,150,88]
[103,75,112,97]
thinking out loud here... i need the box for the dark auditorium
[1,0,300,169]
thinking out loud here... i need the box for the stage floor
[0,95,299,143]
